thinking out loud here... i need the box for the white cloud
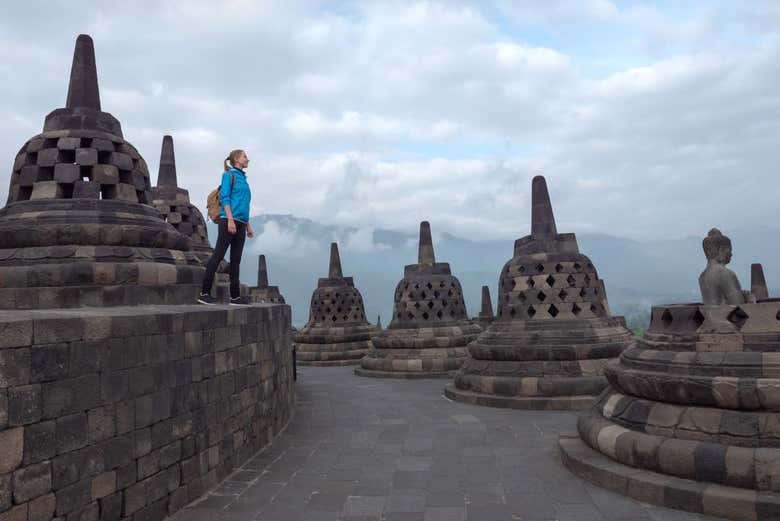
[0,1,779,244]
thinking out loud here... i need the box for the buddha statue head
[703,228,733,265]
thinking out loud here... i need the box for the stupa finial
[157,135,178,187]
[531,175,557,236]
[751,263,769,301]
[418,221,435,265]
[258,255,269,288]
[66,34,101,110]
[480,285,494,318]
[329,242,343,279]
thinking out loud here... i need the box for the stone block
[12,461,52,503]
[122,480,147,516]
[88,406,115,442]
[91,471,115,500]
[31,181,63,199]
[0,390,6,428]
[0,427,23,474]
[0,473,11,512]
[114,400,134,435]
[30,343,69,383]
[69,341,107,377]
[75,148,98,166]
[116,461,135,490]
[56,412,89,454]
[0,348,30,387]
[36,148,60,167]
[90,139,114,152]
[0,320,33,349]
[52,445,105,491]
[0,504,27,521]
[99,492,122,521]
[100,371,128,404]
[24,419,56,465]
[137,452,159,481]
[57,137,81,150]
[91,165,118,185]
[28,492,56,521]
[100,434,133,471]
[54,163,80,183]
[113,183,137,202]
[108,152,133,171]
[55,478,91,516]
[43,374,100,418]
[73,180,101,199]
[8,384,41,425]
[35,318,83,345]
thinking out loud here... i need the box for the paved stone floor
[170,367,723,521]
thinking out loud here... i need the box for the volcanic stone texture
[249,255,285,304]
[295,243,374,366]
[446,176,633,409]
[150,136,210,257]
[357,222,480,379]
[0,35,202,309]
[472,285,495,331]
[561,301,780,520]
[0,304,294,521]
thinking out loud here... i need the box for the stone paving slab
[168,367,725,521]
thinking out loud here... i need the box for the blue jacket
[219,168,251,223]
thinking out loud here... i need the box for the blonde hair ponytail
[224,149,245,172]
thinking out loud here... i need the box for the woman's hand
[247,225,254,238]
[227,219,237,234]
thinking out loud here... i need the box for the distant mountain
[208,215,780,331]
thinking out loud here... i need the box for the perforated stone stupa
[249,254,285,304]
[151,135,210,258]
[356,222,480,378]
[445,176,633,409]
[473,285,495,330]
[560,230,780,520]
[294,242,374,366]
[0,35,202,308]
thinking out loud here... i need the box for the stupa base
[297,358,364,367]
[443,384,597,410]
[355,367,456,379]
[559,434,780,521]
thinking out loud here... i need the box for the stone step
[559,434,780,521]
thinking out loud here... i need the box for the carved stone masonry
[561,229,780,520]
[0,35,202,308]
[249,255,285,304]
[294,243,375,365]
[445,175,633,409]
[357,221,481,378]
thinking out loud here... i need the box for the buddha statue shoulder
[698,228,755,305]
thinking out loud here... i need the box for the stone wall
[0,304,294,521]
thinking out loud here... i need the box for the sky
[1,0,779,242]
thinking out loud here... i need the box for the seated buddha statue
[699,228,755,305]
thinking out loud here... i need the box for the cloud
[0,1,779,243]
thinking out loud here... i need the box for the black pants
[201,218,247,298]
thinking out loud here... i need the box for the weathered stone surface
[248,255,286,304]
[0,427,23,474]
[565,230,780,520]
[0,35,203,309]
[359,222,479,378]
[295,243,375,366]
[12,462,51,503]
[449,176,633,409]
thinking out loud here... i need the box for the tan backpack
[206,172,235,222]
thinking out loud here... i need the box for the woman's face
[236,152,249,169]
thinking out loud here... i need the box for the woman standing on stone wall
[198,149,255,305]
